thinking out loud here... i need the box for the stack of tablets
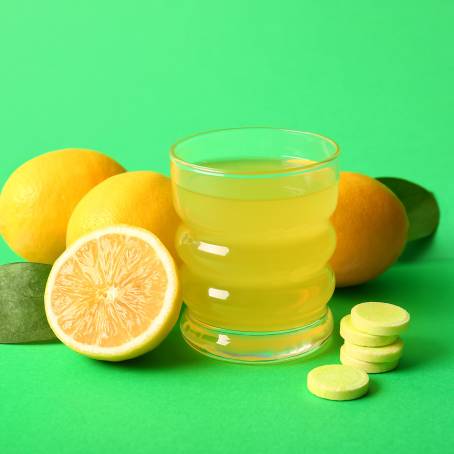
[340,302,410,373]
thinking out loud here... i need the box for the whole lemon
[331,172,408,287]
[0,149,125,264]
[66,171,180,258]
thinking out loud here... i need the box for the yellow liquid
[173,158,338,332]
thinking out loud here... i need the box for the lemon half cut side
[45,225,181,361]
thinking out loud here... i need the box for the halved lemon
[45,225,181,361]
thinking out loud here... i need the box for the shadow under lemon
[91,320,205,370]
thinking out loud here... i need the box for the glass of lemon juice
[170,127,339,363]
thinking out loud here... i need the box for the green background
[1,1,453,452]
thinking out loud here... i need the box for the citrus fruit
[45,225,181,361]
[0,148,125,264]
[66,171,180,259]
[331,172,408,287]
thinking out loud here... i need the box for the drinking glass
[170,127,339,363]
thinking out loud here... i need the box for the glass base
[180,308,333,364]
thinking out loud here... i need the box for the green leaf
[376,177,440,242]
[0,262,57,343]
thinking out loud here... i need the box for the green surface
[0,1,453,452]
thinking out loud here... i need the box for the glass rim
[169,127,340,176]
